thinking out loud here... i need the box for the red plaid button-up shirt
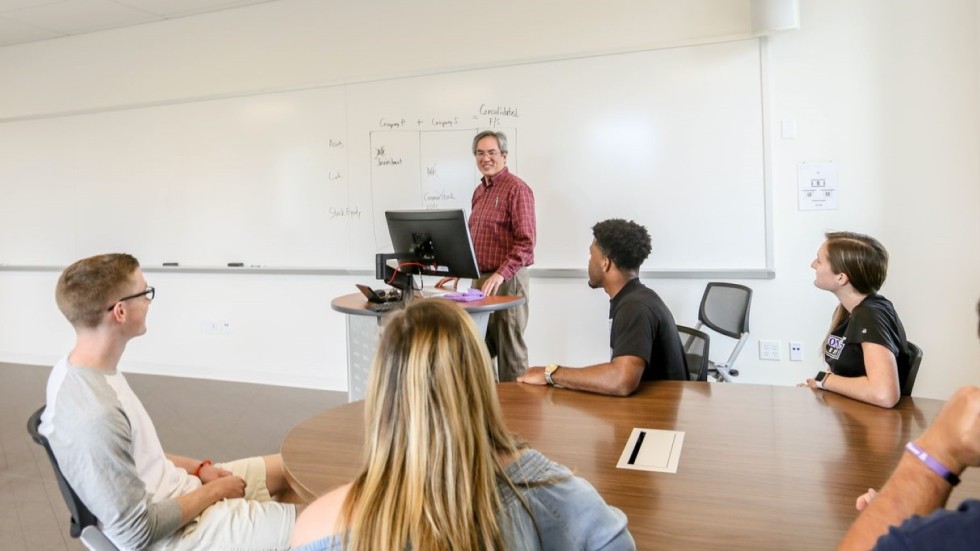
[468,167,536,280]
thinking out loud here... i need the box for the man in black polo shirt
[518,219,687,396]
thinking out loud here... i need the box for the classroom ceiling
[0,0,276,47]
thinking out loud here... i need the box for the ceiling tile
[2,0,158,33]
[0,0,280,47]
[0,0,63,14]
[0,15,61,45]
[114,0,270,18]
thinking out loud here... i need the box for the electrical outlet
[200,320,231,334]
[759,339,781,361]
[789,341,803,361]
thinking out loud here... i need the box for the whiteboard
[0,39,768,273]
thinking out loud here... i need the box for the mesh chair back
[677,325,710,382]
[27,406,100,538]
[902,341,923,396]
[698,282,752,339]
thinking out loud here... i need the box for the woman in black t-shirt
[800,231,910,408]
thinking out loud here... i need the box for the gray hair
[471,131,508,155]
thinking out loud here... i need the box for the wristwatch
[815,371,829,389]
[544,363,560,386]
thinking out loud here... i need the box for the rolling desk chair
[677,325,710,381]
[693,282,752,383]
[902,341,923,396]
[27,406,118,551]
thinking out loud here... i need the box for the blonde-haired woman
[802,231,911,408]
[290,299,634,550]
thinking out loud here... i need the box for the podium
[330,293,525,401]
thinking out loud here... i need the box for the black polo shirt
[609,278,687,381]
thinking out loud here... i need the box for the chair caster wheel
[729,369,739,377]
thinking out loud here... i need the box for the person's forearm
[838,454,954,550]
[175,483,224,526]
[823,373,899,408]
[499,245,533,279]
[552,363,638,397]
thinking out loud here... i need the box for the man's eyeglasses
[107,287,155,312]
[475,150,502,159]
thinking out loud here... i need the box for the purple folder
[440,288,486,302]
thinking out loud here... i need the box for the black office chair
[693,282,752,382]
[902,341,923,396]
[677,325,710,382]
[27,406,118,551]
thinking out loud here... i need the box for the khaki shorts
[156,456,296,551]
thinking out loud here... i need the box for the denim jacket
[293,449,635,550]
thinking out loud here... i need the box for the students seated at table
[290,299,635,551]
[800,231,910,408]
[519,219,687,396]
[838,301,980,550]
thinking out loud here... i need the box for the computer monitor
[383,209,481,280]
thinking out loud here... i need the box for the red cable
[385,262,435,286]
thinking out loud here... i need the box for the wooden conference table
[281,382,980,550]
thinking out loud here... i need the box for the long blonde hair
[340,299,524,550]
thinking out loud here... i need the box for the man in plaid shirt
[446,130,536,382]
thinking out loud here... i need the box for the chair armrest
[80,525,118,551]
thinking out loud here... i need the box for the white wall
[0,0,751,118]
[1,0,977,399]
[755,0,980,398]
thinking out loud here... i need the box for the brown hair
[55,254,140,329]
[340,299,527,550]
[824,232,889,330]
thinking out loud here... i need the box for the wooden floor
[0,361,346,550]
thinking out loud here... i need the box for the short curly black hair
[592,219,652,272]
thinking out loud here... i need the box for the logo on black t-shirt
[825,335,846,360]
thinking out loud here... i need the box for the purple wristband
[906,441,960,486]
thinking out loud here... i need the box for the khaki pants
[474,267,530,382]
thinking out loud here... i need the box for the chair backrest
[27,406,99,539]
[677,325,710,382]
[902,341,923,396]
[697,282,752,339]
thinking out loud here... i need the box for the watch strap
[544,364,559,386]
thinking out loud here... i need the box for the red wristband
[193,460,212,478]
